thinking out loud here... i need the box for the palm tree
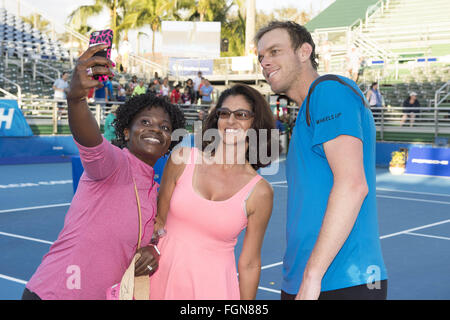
[67,0,131,47]
[122,0,179,56]
[221,8,246,57]
[181,0,232,22]
[21,14,51,34]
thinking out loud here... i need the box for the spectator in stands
[23,43,186,300]
[151,78,161,94]
[53,71,70,100]
[256,20,387,300]
[320,40,331,73]
[152,72,162,85]
[346,46,361,82]
[132,79,147,96]
[53,71,70,120]
[186,78,195,102]
[126,75,138,97]
[94,80,109,104]
[181,86,193,105]
[193,71,203,104]
[400,92,421,127]
[199,78,213,105]
[160,77,170,98]
[105,79,114,102]
[147,82,158,95]
[170,83,182,104]
[117,84,126,102]
[103,104,118,142]
[366,82,384,121]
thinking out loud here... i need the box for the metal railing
[364,0,390,28]
[3,95,450,140]
[0,75,22,108]
[19,97,212,135]
[433,81,450,137]
[285,103,450,141]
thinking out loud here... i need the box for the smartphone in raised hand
[89,29,113,81]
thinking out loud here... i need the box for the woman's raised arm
[67,44,114,147]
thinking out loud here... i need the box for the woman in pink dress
[23,44,186,299]
[150,84,278,299]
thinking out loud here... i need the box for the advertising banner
[169,58,213,76]
[405,146,450,177]
[0,99,33,136]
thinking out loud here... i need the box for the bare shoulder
[253,178,274,199]
[246,177,274,218]
[165,147,192,182]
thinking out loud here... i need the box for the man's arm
[296,134,368,300]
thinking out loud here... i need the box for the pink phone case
[89,29,113,81]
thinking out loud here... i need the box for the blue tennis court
[0,159,449,300]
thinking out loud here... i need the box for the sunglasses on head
[216,108,254,120]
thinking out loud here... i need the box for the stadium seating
[0,8,70,61]
[309,0,450,85]
[361,0,450,57]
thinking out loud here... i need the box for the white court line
[376,194,450,205]
[258,286,281,294]
[376,188,450,198]
[0,232,54,245]
[0,274,27,285]
[0,203,71,214]
[268,183,450,198]
[405,232,450,241]
[261,261,283,270]
[380,219,450,239]
[269,181,287,185]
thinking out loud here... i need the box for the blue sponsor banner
[0,99,33,136]
[169,58,213,76]
[405,146,450,177]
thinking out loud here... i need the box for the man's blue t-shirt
[201,85,213,102]
[95,82,107,100]
[283,75,387,294]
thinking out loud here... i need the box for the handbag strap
[132,177,142,249]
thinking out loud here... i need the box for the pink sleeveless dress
[149,148,262,300]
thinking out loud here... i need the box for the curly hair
[112,93,186,153]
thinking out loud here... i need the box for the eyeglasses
[216,108,254,120]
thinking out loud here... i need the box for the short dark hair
[113,93,186,153]
[255,20,318,70]
[201,84,278,170]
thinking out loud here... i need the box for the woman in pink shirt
[23,44,185,300]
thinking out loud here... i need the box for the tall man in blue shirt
[256,21,387,300]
